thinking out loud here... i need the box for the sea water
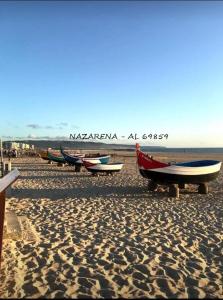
[141,147,223,154]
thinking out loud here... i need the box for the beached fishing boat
[60,148,85,165]
[60,147,110,166]
[82,155,110,164]
[47,150,66,164]
[82,158,101,164]
[83,160,124,175]
[71,155,111,172]
[136,143,221,184]
[39,150,49,160]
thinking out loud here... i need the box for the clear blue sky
[1,1,223,147]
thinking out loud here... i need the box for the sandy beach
[0,152,222,298]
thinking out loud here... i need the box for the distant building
[4,142,20,150]
[3,142,34,150]
[20,143,30,150]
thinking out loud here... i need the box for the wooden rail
[0,168,20,268]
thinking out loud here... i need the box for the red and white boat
[136,143,221,184]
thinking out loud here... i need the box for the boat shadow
[10,183,209,200]
[12,162,49,166]
[16,167,77,172]
[10,185,150,201]
[18,174,90,180]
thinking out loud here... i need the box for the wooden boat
[60,148,85,165]
[82,158,101,164]
[82,155,110,164]
[83,161,124,174]
[39,150,49,160]
[136,143,222,184]
[47,150,66,164]
[61,147,110,166]
[39,149,63,162]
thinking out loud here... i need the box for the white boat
[83,161,124,174]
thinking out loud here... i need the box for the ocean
[140,147,223,154]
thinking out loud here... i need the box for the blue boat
[60,147,110,166]
[47,150,67,164]
[60,148,84,166]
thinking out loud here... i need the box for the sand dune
[0,154,223,298]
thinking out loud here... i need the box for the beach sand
[0,152,223,298]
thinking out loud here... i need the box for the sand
[0,152,223,298]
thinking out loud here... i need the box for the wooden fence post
[0,190,6,268]
[0,168,20,268]
[0,138,3,178]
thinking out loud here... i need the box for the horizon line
[2,139,223,149]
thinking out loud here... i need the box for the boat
[60,147,85,165]
[47,150,67,164]
[136,143,222,184]
[39,150,49,161]
[83,160,124,175]
[60,147,110,166]
[82,155,110,164]
[82,158,101,164]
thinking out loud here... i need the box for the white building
[4,142,20,150]
[3,142,34,150]
[20,143,30,150]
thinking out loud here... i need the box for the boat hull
[85,163,123,174]
[61,149,84,165]
[97,156,110,164]
[41,156,49,161]
[74,156,111,166]
[47,151,66,163]
[83,159,101,164]
[82,156,110,164]
[61,148,110,166]
[136,143,222,185]
[39,150,49,161]
[139,168,220,184]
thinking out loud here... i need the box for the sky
[0,1,223,147]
